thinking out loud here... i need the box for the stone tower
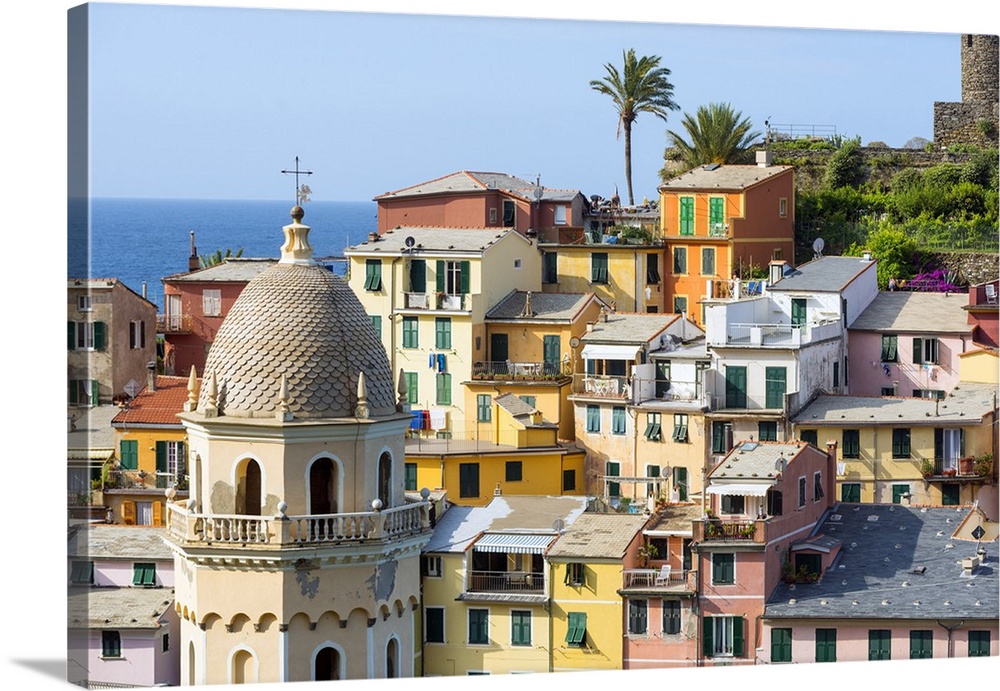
[933,34,999,148]
[166,206,431,684]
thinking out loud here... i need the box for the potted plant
[637,543,659,567]
[919,458,935,478]
[959,457,975,475]
[974,454,993,478]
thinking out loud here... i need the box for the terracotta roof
[112,376,190,427]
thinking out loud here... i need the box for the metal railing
[471,360,568,381]
[165,501,430,547]
[699,519,760,542]
[466,570,544,593]
[718,320,840,347]
[570,374,630,399]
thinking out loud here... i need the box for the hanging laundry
[437,353,447,372]
[429,408,447,430]
[882,363,891,377]
[410,409,423,429]
[429,353,436,369]
[422,410,432,429]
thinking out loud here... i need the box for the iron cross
[281,156,313,205]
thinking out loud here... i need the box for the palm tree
[199,247,244,268]
[590,48,679,206]
[662,103,761,175]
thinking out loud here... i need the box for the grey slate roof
[710,441,813,482]
[768,256,874,292]
[582,312,680,344]
[765,504,998,622]
[849,291,974,333]
[68,586,174,630]
[198,262,396,419]
[162,258,277,283]
[547,513,648,559]
[68,524,173,560]
[644,504,705,535]
[67,405,119,454]
[495,393,536,417]
[424,495,590,554]
[660,163,793,191]
[374,171,582,203]
[346,226,523,254]
[791,382,997,426]
[486,291,600,321]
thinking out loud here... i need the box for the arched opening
[310,457,338,514]
[314,646,341,681]
[187,641,196,686]
[232,649,254,684]
[386,637,398,678]
[378,452,392,509]
[236,459,262,516]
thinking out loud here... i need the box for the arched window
[378,452,392,509]
[386,637,398,678]
[187,641,196,686]
[310,457,339,514]
[231,649,255,684]
[314,646,341,681]
[236,459,262,516]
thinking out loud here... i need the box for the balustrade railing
[466,570,544,593]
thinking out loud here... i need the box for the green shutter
[436,318,451,350]
[733,617,744,658]
[869,630,891,660]
[725,366,747,408]
[765,367,786,409]
[910,631,933,659]
[566,612,587,645]
[436,373,451,405]
[405,463,417,491]
[816,629,837,662]
[543,335,560,370]
[709,197,724,229]
[370,315,382,338]
[791,299,807,327]
[913,337,923,364]
[460,261,470,294]
[155,441,168,473]
[702,617,714,657]
[679,197,694,235]
[68,322,76,349]
[674,467,688,501]
[91,380,100,405]
[436,260,445,292]
[93,322,106,351]
[68,381,78,405]
[772,628,791,662]
[120,440,138,470]
[410,259,426,292]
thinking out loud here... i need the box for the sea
[70,198,378,310]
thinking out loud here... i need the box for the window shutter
[436,261,445,292]
[152,501,163,527]
[140,320,146,348]
[156,442,168,473]
[93,322,106,351]
[460,261,470,295]
[123,500,136,526]
[410,259,426,292]
[702,617,714,657]
[733,617,745,657]
[69,381,78,405]
[960,428,965,457]
[68,322,76,349]
[129,321,137,349]
[91,380,100,405]
[913,337,922,364]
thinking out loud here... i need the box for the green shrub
[922,163,963,190]
[824,137,866,188]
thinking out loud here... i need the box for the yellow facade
[545,246,664,314]
[465,383,574,442]
[959,348,999,384]
[795,422,993,505]
[549,560,626,671]
[108,426,187,525]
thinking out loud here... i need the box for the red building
[964,279,999,348]
[159,259,275,376]
[373,170,589,240]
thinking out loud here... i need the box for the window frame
[402,316,419,349]
[586,405,601,433]
[644,412,662,441]
[672,413,688,442]
[678,196,694,235]
[468,608,490,645]
[364,259,383,291]
[813,470,825,502]
[511,610,532,646]
[815,628,837,662]
[627,599,648,635]
[842,429,860,458]
[435,373,452,405]
[646,254,660,284]
[565,562,586,587]
[771,627,792,663]
[892,428,911,458]
[404,463,417,492]
[101,630,122,659]
[425,606,446,643]
[880,334,898,363]
[435,317,452,350]
[611,406,626,435]
[758,420,778,442]
[673,246,687,274]
[459,463,480,498]
[133,562,156,587]
[711,552,735,585]
[662,600,681,635]
[77,294,93,311]
[591,252,609,284]
[701,246,716,276]
[566,612,587,647]
[505,460,523,482]
[202,289,222,317]
[477,394,492,422]
[70,560,94,584]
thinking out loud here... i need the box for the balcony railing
[717,320,840,348]
[165,501,430,547]
[157,313,194,333]
[400,292,467,311]
[471,360,568,381]
[694,518,764,543]
[466,570,544,593]
[571,374,630,399]
[101,469,189,492]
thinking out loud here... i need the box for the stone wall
[934,251,1000,287]
[934,34,999,149]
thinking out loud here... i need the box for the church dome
[198,208,396,419]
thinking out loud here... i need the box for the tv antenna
[281,156,313,206]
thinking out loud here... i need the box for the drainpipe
[390,255,402,382]
[936,620,964,658]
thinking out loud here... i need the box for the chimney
[861,250,873,263]
[368,232,379,242]
[769,259,787,286]
[825,439,838,506]
[147,361,157,393]
[756,150,773,167]
[188,230,199,271]
[494,483,502,497]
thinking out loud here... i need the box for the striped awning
[705,483,771,497]
[473,533,554,554]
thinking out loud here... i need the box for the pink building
[67,524,180,687]
[848,291,975,398]
[761,505,998,664]
[694,440,837,666]
[964,279,999,348]
[374,170,588,239]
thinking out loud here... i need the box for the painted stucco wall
[848,330,967,397]
[70,622,179,688]
[550,560,627,671]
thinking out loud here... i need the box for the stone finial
[276,374,293,421]
[279,206,315,265]
[396,368,410,412]
[200,370,219,418]
[355,370,370,419]
[183,366,200,412]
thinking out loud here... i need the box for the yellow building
[959,346,999,385]
[107,374,192,525]
[405,393,585,506]
[546,512,649,671]
[166,207,432,684]
[466,290,606,441]
[537,241,667,314]
[791,382,997,506]
[420,495,590,676]
[345,227,542,438]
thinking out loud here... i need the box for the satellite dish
[534,185,544,201]
[124,380,139,398]
[552,518,565,532]
[404,236,415,248]
[812,237,825,256]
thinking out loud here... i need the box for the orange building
[658,154,795,325]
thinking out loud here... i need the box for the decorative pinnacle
[276,374,293,421]
[355,371,370,419]
[184,366,199,412]
[279,206,315,265]
[201,370,219,418]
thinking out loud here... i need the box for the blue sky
[80,2,973,203]
[5,3,999,691]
